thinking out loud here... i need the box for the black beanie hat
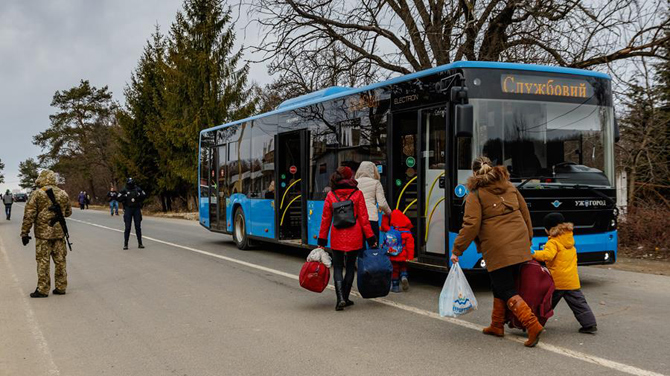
[543,212,565,231]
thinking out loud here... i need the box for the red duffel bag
[506,260,555,329]
[299,261,330,293]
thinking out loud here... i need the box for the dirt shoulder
[592,256,670,276]
[82,204,198,221]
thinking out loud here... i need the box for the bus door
[275,129,308,244]
[421,107,448,256]
[206,147,217,229]
[389,110,420,254]
[216,144,228,231]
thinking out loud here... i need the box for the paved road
[1,206,668,376]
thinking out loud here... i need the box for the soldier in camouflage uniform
[20,170,72,298]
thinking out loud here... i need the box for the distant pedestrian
[107,186,119,216]
[20,170,72,298]
[450,156,543,347]
[85,192,90,209]
[354,161,391,239]
[78,191,86,210]
[532,213,597,334]
[318,166,377,311]
[3,189,13,220]
[119,178,146,250]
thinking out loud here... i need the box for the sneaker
[138,244,145,249]
[30,289,48,298]
[579,325,598,334]
[53,289,66,295]
[123,245,128,250]
[391,279,401,293]
[400,276,410,292]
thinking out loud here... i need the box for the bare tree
[617,58,670,209]
[249,0,669,76]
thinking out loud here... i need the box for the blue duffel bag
[357,248,392,299]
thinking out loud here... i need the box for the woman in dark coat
[450,156,543,347]
[78,191,86,210]
[318,166,377,311]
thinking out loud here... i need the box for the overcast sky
[0,0,269,192]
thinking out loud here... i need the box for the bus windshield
[470,98,615,188]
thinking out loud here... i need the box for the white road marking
[0,237,60,376]
[70,218,665,376]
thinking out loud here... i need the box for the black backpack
[331,190,358,229]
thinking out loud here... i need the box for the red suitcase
[299,261,330,293]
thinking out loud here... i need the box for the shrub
[618,204,670,259]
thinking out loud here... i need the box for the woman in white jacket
[355,161,392,239]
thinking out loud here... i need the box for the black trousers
[332,250,359,286]
[123,207,143,246]
[552,289,597,328]
[488,263,522,302]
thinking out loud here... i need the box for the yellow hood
[553,231,575,250]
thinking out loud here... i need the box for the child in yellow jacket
[532,213,597,334]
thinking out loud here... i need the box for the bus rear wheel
[233,208,251,250]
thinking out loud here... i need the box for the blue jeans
[4,204,11,218]
[110,200,119,215]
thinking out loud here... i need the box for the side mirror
[455,104,473,138]
[614,117,620,143]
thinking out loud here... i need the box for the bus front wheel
[233,208,251,250]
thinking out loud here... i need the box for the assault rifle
[45,188,73,252]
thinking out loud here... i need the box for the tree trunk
[88,179,97,204]
[628,167,636,208]
[160,193,168,212]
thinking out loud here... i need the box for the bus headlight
[610,219,617,229]
[604,252,610,261]
[480,259,486,268]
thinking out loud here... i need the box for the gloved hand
[48,205,58,212]
[21,235,31,246]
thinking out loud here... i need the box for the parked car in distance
[13,193,28,202]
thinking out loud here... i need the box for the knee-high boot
[343,280,354,307]
[482,298,506,337]
[335,281,346,311]
[507,295,544,347]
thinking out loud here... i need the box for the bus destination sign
[501,74,593,98]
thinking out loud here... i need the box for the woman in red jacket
[318,166,377,311]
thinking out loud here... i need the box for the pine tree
[0,158,5,184]
[18,158,40,189]
[33,80,118,200]
[157,0,256,208]
[117,27,166,208]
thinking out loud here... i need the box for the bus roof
[201,61,611,135]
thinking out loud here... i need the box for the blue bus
[198,61,618,271]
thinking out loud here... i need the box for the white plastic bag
[307,248,332,268]
[439,262,477,317]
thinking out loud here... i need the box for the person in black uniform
[119,178,146,250]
